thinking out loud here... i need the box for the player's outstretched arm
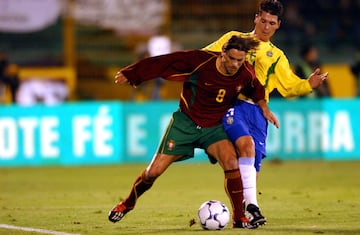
[257,100,280,128]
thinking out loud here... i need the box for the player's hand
[263,110,280,128]
[308,68,328,89]
[114,71,135,87]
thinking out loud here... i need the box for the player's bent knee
[236,136,255,156]
[220,154,239,170]
[236,145,255,157]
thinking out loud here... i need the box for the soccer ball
[198,200,230,230]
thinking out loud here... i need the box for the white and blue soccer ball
[198,200,230,230]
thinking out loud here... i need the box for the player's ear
[254,14,259,24]
[221,44,226,55]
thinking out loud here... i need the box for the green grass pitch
[1,160,360,235]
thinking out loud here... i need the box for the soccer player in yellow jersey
[204,0,328,227]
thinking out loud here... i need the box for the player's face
[220,49,246,75]
[254,11,280,42]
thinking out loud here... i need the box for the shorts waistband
[178,108,203,129]
[237,93,255,104]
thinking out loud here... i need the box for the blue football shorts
[222,99,268,172]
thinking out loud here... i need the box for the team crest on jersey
[167,140,176,151]
[266,51,273,57]
[226,116,234,125]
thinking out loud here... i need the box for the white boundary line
[0,224,81,235]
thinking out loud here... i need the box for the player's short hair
[258,0,284,20]
[222,35,259,53]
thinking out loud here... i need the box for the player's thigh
[200,126,237,170]
[206,139,238,170]
[146,153,182,179]
[156,110,198,161]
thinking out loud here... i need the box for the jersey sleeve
[242,76,266,103]
[240,63,266,103]
[202,31,240,52]
[120,50,205,86]
[273,54,313,98]
[251,77,266,103]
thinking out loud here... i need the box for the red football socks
[224,168,245,221]
[123,170,154,208]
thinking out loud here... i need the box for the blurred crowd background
[1,0,359,104]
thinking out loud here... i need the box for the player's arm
[114,50,202,87]
[257,99,279,128]
[239,67,279,127]
[274,55,329,98]
[243,74,279,128]
[274,55,312,97]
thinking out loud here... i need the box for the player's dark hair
[223,35,259,53]
[258,0,284,20]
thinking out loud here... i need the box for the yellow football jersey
[204,31,312,102]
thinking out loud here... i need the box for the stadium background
[1,0,360,166]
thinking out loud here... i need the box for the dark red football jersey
[121,50,265,127]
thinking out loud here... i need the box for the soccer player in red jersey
[108,35,279,229]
